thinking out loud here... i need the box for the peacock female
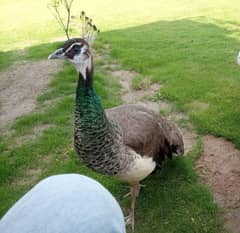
[48,33,184,232]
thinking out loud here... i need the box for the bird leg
[123,184,145,199]
[125,183,142,232]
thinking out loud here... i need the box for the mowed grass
[0,48,225,233]
[0,83,224,233]
[0,61,225,232]
[102,18,240,147]
[1,0,240,232]
[1,0,240,51]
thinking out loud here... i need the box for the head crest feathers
[79,11,100,45]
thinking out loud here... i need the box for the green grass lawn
[102,18,240,146]
[1,0,240,232]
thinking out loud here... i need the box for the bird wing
[106,104,183,164]
[106,105,167,157]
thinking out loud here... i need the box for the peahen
[48,37,184,231]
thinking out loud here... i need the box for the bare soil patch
[0,60,61,130]
[13,168,42,186]
[196,135,240,233]
[15,124,55,146]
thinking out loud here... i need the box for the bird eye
[73,46,81,53]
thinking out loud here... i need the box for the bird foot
[125,211,135,232]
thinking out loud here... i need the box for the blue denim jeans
[0,174,126,233]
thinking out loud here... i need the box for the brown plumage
[107,104,184,167]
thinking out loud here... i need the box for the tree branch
[48,0,75,39]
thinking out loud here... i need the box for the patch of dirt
[188,101,209,113]
[13,168,42,186]
[12,153,54,186]
[15,124,55,146]
[0,60,61,131]
[111,70,138,90]
[196,135,240,233]
[179,128,197,154]
[42,154,52,165]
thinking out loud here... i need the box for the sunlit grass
[1,0,240,51]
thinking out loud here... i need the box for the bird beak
[48,48,65,59]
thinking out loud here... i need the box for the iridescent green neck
[75,69,108,130]
[74,67,130,175]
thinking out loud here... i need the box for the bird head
[48,38,93,80]
[165,121,184,156]
[170,127,184,155]
[48,10,99,79]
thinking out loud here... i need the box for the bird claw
[125,211,135,232]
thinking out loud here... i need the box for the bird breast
[115,150,156,185]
